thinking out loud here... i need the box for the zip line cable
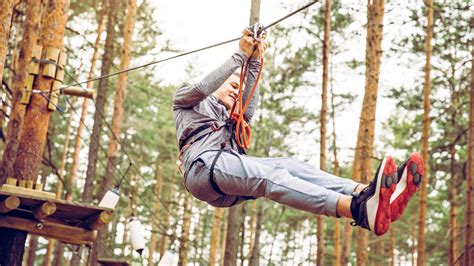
[60,0,319,90]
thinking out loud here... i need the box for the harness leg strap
[209,148,227,196]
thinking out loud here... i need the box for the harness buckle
[211,122,220,131]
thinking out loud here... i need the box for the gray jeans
[184,150,359,217]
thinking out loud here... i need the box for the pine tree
[0,0,41,184]
[355,0,385,263]
[0,0,15,86]
[417,0,433,264]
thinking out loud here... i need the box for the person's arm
[173,51,247,110]
[241,58,261,122]
[241,35,266,122]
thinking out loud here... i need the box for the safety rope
[229,54,264,150]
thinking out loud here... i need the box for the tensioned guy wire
[60,0,319,90]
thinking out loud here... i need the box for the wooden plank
[97,258,130,266]
[47,80,61,111]
[42,47,60,78]
[33,202,56,220]
[0,196,20,213]
[0,214,97,245]
[6,178,16,186]
[1,184,56,199]
[0,191,113,223]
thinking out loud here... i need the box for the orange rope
[229,56,264,150]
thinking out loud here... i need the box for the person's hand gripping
[239,28,267,60]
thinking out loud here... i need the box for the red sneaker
[390,152,424,222]
[350,156,397,236]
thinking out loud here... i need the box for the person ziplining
[172,26,424,236]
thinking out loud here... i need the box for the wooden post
[0,196,20,213]
[33,202,56,220]
[86,211,113,230]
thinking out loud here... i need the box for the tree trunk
[178,192,192,266]
[158,177,175,259]
[83,0,117,203]
[449,89,458,265]
[330,64,341,266]
[220,2,262,264]
[148,164,163,265]
[464,16,474,266]
[354,0,385,264]
[0,2,21,152]
[220,210,228,266]
[317,1,331,265]
[418,0,433,264]
[224,205,244,266]
[0,0,14,86]
[411,211,416,266]
[65,8,106,201]
[249,0,261,25]
[239,204,247,266]
[100,0,137,199]
[390,228,395,266]
[0,0,41,185]
[26,236,38,266]
[210,208,224,266]
[43,105,75,266]
[248,200,257,256]
[0,1,69,265]
[248,203,262,266]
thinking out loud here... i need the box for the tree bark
[99,0,137,199]
[449,86,459,265]
[158,177,174,259]
[83,0,117,203]
[418,0,433,264]
[224,205,244,266]
[65,8,106,201]
[0,0,14,86]
[248,200,257,256]
[148,164,163,265]
[0,1,69,265]
[317,1,331,265]
[464,16,474,266]
[178,192,192,266]
[355,0,385,264]
[330,63,341,266]
[210,208,224,266]
[43,104,75,266]
[0,0,41,185]
[249,0,261,25]
[26,236,38,266]
[248,203,263,266]
[390,228,395,266]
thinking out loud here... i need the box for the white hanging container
[129,216,146,256]
[98,187,120,209]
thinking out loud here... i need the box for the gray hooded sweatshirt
[173,51,261,174]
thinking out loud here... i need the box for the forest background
[0,0,472,265]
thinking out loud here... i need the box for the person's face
[213,74,240,110]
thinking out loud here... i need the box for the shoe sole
[366,156,397,236]
[390,152,424,221]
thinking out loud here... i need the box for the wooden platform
[0,190,114,245]
[97,258,130,266]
